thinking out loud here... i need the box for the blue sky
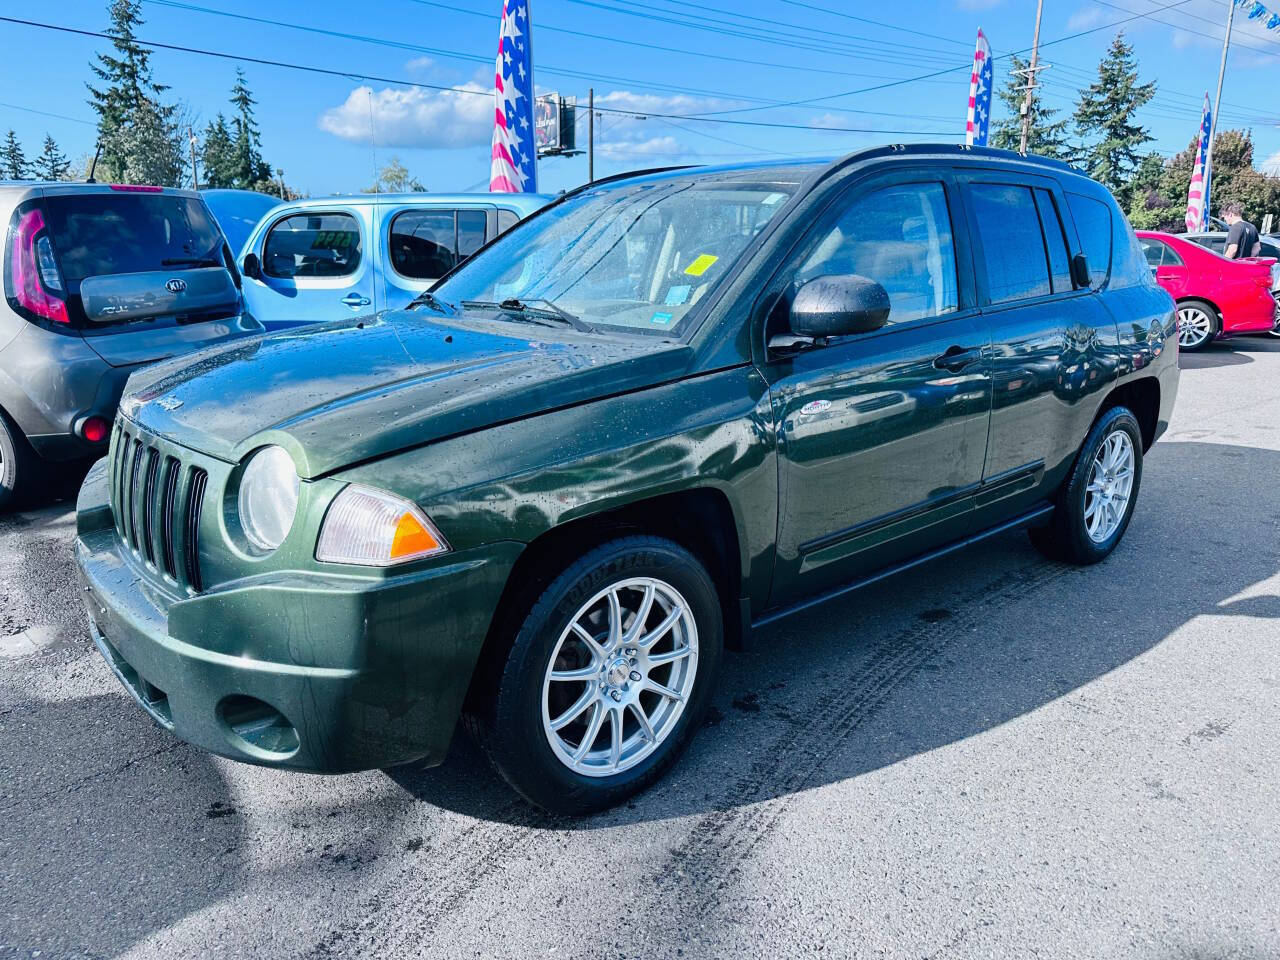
[2,0,1279,196]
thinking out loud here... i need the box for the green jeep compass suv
[75,146,1179,814]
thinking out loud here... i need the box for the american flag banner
[965,29,992,147]
[489,0,537,193]
[1185,93,1213,232]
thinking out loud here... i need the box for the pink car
[1137,230,1279,352]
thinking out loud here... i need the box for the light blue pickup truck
[237,192,551,329]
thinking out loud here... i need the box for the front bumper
[75,461,521,773]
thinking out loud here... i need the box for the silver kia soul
[0,182,264,508]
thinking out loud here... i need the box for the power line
[0,100,96,127]
[0,15,958,138]
[679,0,1198,118]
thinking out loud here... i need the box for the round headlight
[238,445,299,552]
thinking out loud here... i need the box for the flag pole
[1204,0,1236,223]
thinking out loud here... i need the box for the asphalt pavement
[2,337,1278,960]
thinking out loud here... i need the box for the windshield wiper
[408,290,455,314]
[161,256,222,267]
[461,297,589,331]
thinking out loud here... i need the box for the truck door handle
[933,345,984,372]
[342,293,371,308]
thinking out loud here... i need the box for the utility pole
[1018,0,1046,156]
[588,87,594,183]
[188,126,199,190]
[1204,0,1236,221]
[276,167,286,200]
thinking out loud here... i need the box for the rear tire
[1029,406,1143,565]
[469,535,723,815]
[0,411,37,512]
[1176,299,1218,352]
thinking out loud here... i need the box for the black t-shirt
[1226,220,1261,258]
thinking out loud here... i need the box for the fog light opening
[217,695,300,758]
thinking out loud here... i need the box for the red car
[1137,230,1279,352]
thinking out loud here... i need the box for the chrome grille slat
[184,468,208,592]
[140,449,160,564]
[160,457,180,579]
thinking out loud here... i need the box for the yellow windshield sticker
[684,254,719,277]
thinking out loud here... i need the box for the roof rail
[833,142,1079,174]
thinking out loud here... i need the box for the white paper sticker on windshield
[762,193,787,205]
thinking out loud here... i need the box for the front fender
[332,365,779,612]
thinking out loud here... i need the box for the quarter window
[1065,193,1111,286]
[263,212,361,279]
[389,209,491,280]
[968,183,1051,303]
[796,182,959,326]
[496,209,520,234]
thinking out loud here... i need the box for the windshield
[43,193,226,285]
[434,177,799,335]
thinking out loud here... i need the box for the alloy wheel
[1177,305,1213,349]
[1083,430,1135,543]
[541,576,699,778]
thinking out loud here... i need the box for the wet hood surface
[119,311,694,478]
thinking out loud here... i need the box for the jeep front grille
[108,424,208,592]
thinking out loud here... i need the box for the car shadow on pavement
[391,439,1280,829]
[1180,334,1280,370]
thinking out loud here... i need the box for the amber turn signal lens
[316,484,450,567]
[390,511,442,560]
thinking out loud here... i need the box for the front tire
[1176,299,1218,352]
[0,411,37,512]
[470,536,723,815]
[1029,406,1143,565]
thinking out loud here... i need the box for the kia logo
[165,278,187,293]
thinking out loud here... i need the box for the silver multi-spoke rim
[541,576,698,778]
[1083,430,1135,543]
[1177,305,1213,348]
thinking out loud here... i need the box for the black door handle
[933,345,984,372]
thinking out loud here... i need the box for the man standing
[1223,203,1262,259]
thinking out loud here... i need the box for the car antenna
[86,139,102,184]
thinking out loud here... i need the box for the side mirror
[241,252,262,280]
[1071,253,1091,288]
[783,274,890,344]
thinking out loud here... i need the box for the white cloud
[957,0,1003,10]
[1263,150,1280,175]
[594,90,727,116]
[1067,8,1104,30]
[597,135,681,159]
[318,84,492,150]
[405,56,434,73]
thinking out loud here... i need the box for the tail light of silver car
[3,203,70,326]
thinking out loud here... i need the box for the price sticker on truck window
[684,254,719,277]
[665,284,691,305]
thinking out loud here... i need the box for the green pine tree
[989,55,1072,160]
[88,0,175,176]
[200,113,235,188]
[31,134,72,181]
[1073,32,1156,206]
[229,69,271,188]
[1,130,28,180]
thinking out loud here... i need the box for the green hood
[119,312,694,478]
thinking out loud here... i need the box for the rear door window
[389,209,491,280]
[1033,188,1073,293]
[43,192,224,284]
[967,183,1051,303]
[1065,193,1111,286]
[263,212,362,278]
